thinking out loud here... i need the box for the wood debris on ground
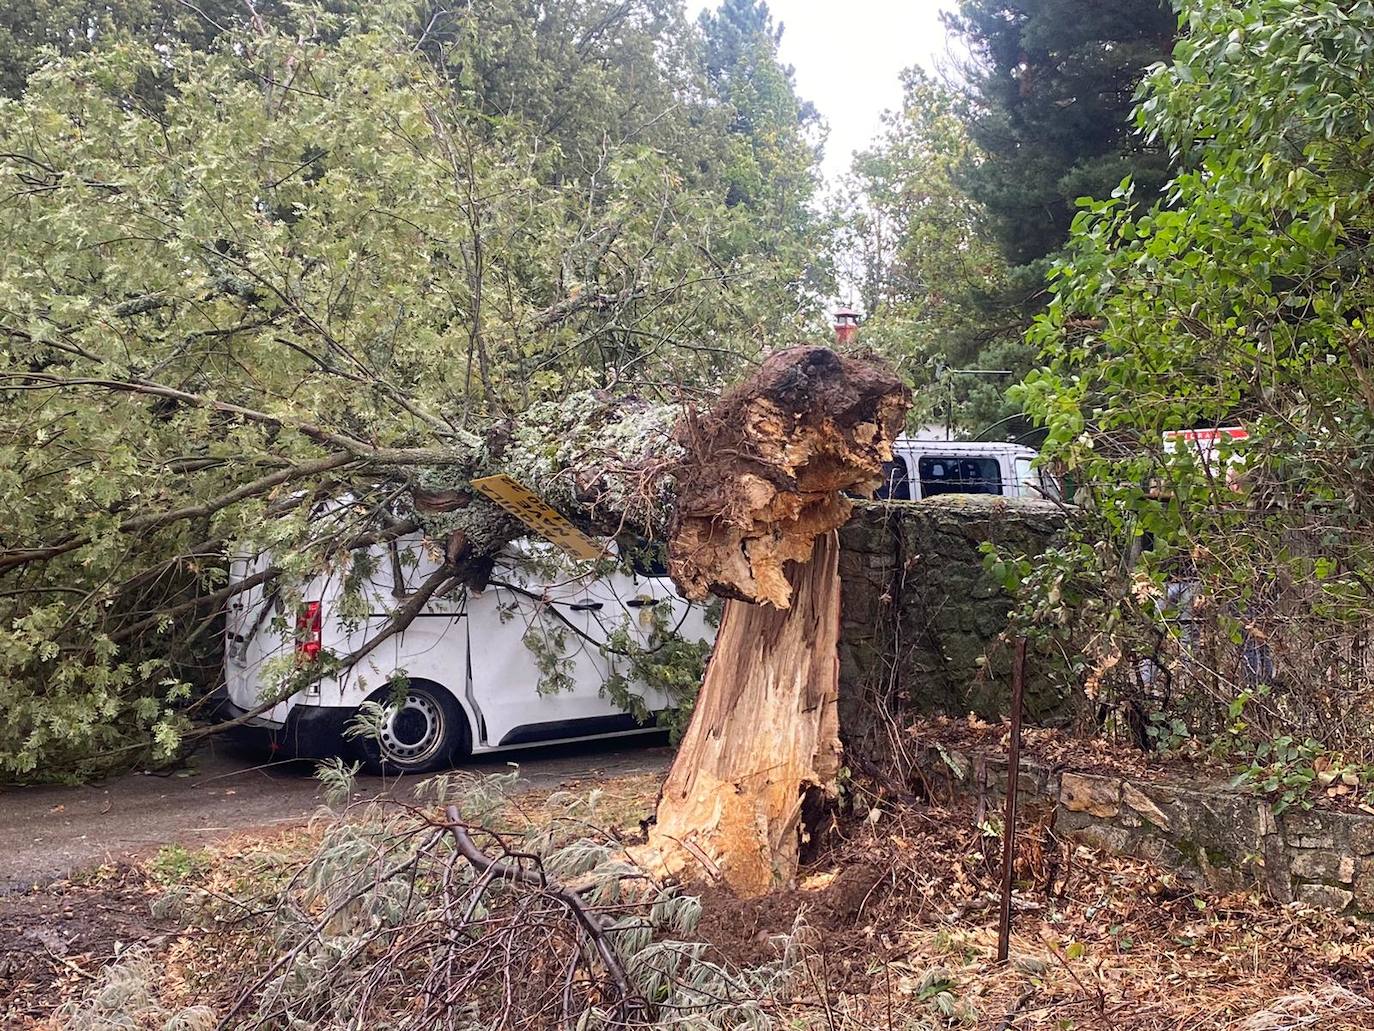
[6,772,1373,1029]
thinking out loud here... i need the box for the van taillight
[296,601,322,662]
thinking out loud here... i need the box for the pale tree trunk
[646,531,843,896]
[638,347,908,895]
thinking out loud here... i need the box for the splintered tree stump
[668,347,909,609]
[647,531,843,895]
[643,346,909,895]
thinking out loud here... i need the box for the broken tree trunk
[668,346,909,608]
[648,530,843,895]
[405,346,907,895]
[642,346,909,895]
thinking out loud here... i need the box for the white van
[223,528,713,772]
[223,438,1046,772]
[876,438,1055,502]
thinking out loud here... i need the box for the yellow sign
[470,474,605,561]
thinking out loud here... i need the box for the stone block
[1261,833,1294,903]
[1296,883,1354,912]
[970,579,1000,600]
[1060,772,1122,818]
[1054,808,1094,834]
[1289,851,1355,885]
[1354,859,1374,912]
[837,550,865,578]
[1281,810,1342,850]
[837,644,860,686]
[1257,802,1279,838]
[974,602,1012,638]
[1291,833,1338,849]
[940,632,987,671]
[1350,817,1374,856]
[1068,822,1134,854]
[844,588,876,627]
[867,551,896,570]
[1134,835,1186,868]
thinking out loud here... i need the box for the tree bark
[645,531,843,895]
[639,346,909,895]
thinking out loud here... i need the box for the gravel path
[0,735,672,892]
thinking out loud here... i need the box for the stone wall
[916,742,1374,915]
[837,495,1070,747]
[835,496,1374,917]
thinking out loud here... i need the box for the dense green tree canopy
[844,0,1176,436]
[835,1,1177,438]
[0,1,825,778]
[1014,0,1374,760]
[945,0,1176,267]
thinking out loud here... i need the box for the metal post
[997,637,1028,964]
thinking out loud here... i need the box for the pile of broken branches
[209,769,801,1031]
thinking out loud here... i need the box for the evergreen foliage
[944,0,1176,267]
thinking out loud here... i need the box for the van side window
[1014,456,1036,499]
[622,537,669,578]
[917,456,1002,497]
[874,457,911,501]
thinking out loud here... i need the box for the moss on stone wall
[838,495,1073,749]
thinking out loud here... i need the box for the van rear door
[225,552,275,667]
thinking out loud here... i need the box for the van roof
[893,437,1037,456]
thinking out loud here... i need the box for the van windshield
[917,456,1002,497]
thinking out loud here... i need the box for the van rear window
[917,456,1002,497]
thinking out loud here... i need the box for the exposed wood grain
[644,532,843,896]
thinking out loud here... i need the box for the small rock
[1060,772,1121,819]
[1122,782,1171,830]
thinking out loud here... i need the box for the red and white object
[1162,427,1249,486]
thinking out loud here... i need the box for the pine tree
[945,0,1177,267]
[696,1,822,238]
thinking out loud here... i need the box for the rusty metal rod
[997,636,1028,964]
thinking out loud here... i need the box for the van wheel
[358,681,469,774]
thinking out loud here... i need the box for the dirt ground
[0,863,179,1025]
[0,735,673,892]
[8,759,1374,1030]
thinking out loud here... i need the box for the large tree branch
[0,452,362,575]
[1,371,460,463]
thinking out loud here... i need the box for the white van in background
[875,438,1056,502]
[223,531,712,772]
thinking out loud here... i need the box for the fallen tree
[0,13,823,780]
[0,0,910,862]
[427,347,911,895]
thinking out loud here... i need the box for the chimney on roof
[833,306,860,347]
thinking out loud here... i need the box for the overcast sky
[688,0,957,181]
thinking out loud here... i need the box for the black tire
[356,679,470,774]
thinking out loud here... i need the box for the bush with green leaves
[1007,0,1374,772]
